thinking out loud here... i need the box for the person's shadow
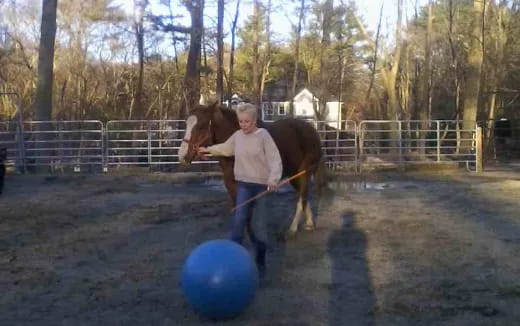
[328,210,375,325]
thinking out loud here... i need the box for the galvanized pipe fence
[0,119,480,173]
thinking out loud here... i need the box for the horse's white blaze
[289,197,304,233]
[178,115,197,164]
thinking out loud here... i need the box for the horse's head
[178,102,222,165]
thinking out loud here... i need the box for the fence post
[147,121,152,172]
[436,121,441,162]
[15,103,26,174]
[1,92,26,173]
[58,121,64,171]
[476,126,483,173]
[102,123,108,173]
[354,122,359,173]
[358,122,364,173]
[335,120,340,170]
[398,121,403,167]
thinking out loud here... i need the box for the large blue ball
[181,239,259,320]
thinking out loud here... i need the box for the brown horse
[178,103,323,238]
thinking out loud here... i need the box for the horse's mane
[220,106,237,119]
[217,104,270,128]
[219,106,238,123]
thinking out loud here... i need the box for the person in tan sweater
[199,103,282,273]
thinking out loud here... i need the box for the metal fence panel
[22,121,104,171]
[0,119,480,173]
[314,120,357,171]
[0,121,22,169]
[105,120,218,168]
[359,120,477,171]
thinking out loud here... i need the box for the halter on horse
[181,120,211,161]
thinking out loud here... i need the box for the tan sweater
[206,128,283,185]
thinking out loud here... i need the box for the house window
[278,102,287,116]
[263,103,274,115]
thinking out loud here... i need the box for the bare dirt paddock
[1,168,520,326]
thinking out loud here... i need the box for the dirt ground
[1,167,520,326]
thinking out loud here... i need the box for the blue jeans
[232,181,268,265]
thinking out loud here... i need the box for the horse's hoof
[285,230,298,240]
[275,232,287,242]
[276,230,296,242]
[303,224,315,231]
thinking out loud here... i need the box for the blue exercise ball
[180,239,259,320]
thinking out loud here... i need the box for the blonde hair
[236,103,258,120]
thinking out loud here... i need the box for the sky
[358,0,429,33]
[115,0,429,42]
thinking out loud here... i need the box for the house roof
[262,81,340,102]
[293,88,317,102]
[261,80,291,102]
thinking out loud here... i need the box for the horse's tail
[291,119,327,191]
[313,158,329,192]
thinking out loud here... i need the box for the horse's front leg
[220,158,237,207]
[225,179,237,207]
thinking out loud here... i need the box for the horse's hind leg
[303,203,314,230]
[301,175,315,231]
[285,175,314,238]
[287,196,304,237]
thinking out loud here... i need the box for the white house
[261,88,343,128]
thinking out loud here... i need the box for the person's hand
[198,146,208,155]
[267,182,278,192]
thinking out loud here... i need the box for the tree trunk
[290,0,305,117]
[227,0,240,98]
[365,2,383,106]
[485,2,507,157]
[315,0,334,121]
[182,0,204,117]
[259,0,272,110]
[419,0,433,155]
[202,26,210,103]
[34,0,58,121]
[462,0,484,152]
[252,0,260,106]
[379,0,403,154]
[386,0,403,121]
[131,0,147,119]
[216,0,224,103]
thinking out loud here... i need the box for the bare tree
[382,0,403,121]
[227,0,240,97]
[462,0,484,151]
[183,0,204,116]
[418,0,433,154]
[484,1,509,153]
[34,0,58,120]
[290,0,306,116]
[216,0,224,103]
[252,0,261,105]
[365,2,383,106]
[314,0,334,120]
[259,0,272,106]
[130,0,148,119]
